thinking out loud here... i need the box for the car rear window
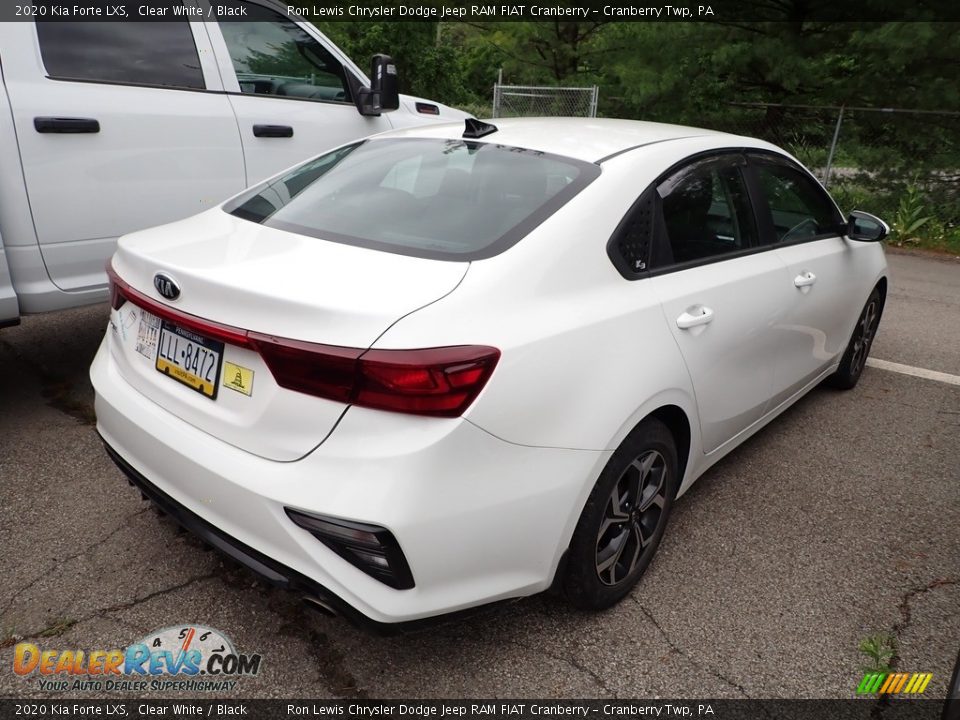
[224,138,600,261]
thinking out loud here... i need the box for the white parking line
[867,358,960,386]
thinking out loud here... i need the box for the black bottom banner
[0,699,949,720]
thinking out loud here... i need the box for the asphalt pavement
[0,250,957,700]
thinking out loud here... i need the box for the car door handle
[676,306,714,329]
[34,117,100,134]
[253,124,294,138]
[794,271,817,288]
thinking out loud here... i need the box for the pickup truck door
[2,16,245,292]
[0,230,20,325]
[202,0,392,185]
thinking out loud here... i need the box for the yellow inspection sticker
[222,361,254,396]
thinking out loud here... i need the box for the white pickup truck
[0,4,467,327]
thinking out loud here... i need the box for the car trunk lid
[106,210,468,461]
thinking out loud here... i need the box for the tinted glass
[225,138,599,261]
[217,3,351,102]
[657,159,757,264]
[36,22,204,89]
[753,160,842,242]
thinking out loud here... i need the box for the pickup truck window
[35,22,204,90]
[217,3,352,103]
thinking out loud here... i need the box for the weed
[859,633,898,673]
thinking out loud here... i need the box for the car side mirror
[846,211,889,242]
[352,54,399,117]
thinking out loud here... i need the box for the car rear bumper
[91,335,608,624]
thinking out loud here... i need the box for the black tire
[563,418,678,610]
[826,287,883,390]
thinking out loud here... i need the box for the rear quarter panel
[372,141,727,459]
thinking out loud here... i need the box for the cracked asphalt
[0,251,957,700]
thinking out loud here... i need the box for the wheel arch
[875,275,888,309]
[549,400,697,593]
[649,404,692,495]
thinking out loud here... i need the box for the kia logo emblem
[153,272,181,301]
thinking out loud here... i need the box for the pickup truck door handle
[676,306,714,330]
[794,271,817,288]
[34,117,100,134]
[253,124,294,138]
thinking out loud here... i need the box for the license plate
[155,320,224,399]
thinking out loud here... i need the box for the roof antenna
[463,118,498,139]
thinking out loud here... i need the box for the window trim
[607,147,847,281]
[744,150,846,247]
[609,149,768,280]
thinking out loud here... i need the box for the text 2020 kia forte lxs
[91,118,888,625]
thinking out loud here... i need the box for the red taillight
[109,273,126,310]
[354,346,500,417]
[107,263,499,417]
[251,336,362,404]
[255,338,499,417]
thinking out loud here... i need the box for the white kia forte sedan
[91,118,888,627]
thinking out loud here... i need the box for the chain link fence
[711,102,960,249]
[492,84,599,119]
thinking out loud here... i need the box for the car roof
[377,117,742,164]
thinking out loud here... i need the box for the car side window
[656,158,757,265]
[751,159,842,243]
[217,4,352,103]
[35,22,205,89]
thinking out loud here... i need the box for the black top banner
[6,0,959,22]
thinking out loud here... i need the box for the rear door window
[655,156,757,266]
[225,138,600,261]
[36,22,205,89]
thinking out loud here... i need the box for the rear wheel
[563,418,678,610]
[826,287,883,390]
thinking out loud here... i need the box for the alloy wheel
[850,298,880,377]
[595,450,668,586]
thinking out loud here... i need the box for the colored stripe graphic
[904,674,919,693]
[857,672,932,694]
[879,674,898,693]
[857,673,886,694]
[892,673,909,693]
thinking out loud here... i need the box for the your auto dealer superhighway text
[287,705,710,717]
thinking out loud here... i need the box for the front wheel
[826,287,883,390]
[563,418,678,610]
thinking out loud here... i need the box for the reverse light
[107,263,500,417]
[285,508,414,589]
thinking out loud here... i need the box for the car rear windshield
[224,138,600,261]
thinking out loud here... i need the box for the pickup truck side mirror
[846,210,889,242]
[352,54,400,117]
